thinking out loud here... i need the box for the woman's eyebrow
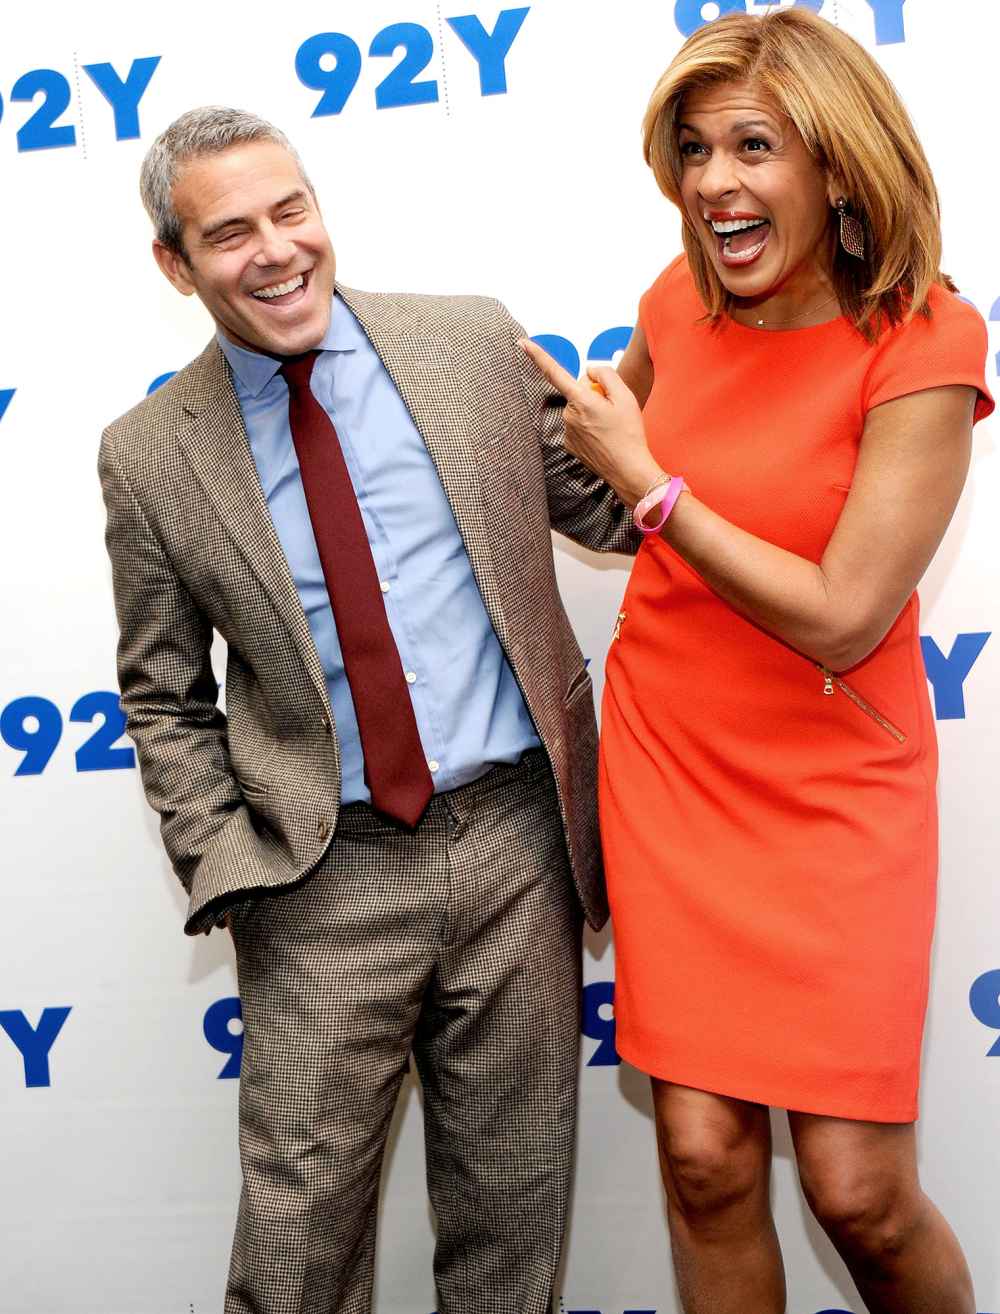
[730,118,774,133]
[677,117,775,135]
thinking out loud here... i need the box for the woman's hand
[524,340,977,672]
[518,337,664,508]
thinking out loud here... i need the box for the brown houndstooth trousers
[225,749,582,1314]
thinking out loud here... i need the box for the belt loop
[445,787,468,839]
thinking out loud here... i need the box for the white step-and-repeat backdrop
[1,2,998,1311]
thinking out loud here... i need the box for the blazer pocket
[235,745,279,803]
[564,666,593,706]
[482,422,536,518]
[240,775,269,801]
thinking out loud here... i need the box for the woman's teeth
[713,219,769,252]
[252,274,305,300]
[705,216,772,263]
[710,217,768,235]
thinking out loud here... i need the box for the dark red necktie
[280,352,433,827]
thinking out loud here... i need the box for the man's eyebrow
[200,191,309,240]
[201,214,247,241]
[272,188,308,210]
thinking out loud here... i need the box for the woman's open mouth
[706,214,772,268]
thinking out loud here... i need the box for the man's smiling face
[153,139,336,357]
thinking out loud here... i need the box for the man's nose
[253,224,296,267]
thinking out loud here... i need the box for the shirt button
[318,819,330,841]
[380,581,390,594]
[428,760,440,773]
[405,671,417,684]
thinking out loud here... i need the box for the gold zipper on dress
[817,665,907,743]
[613,611,627,641]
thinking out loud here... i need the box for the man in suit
[100,106,637,1314]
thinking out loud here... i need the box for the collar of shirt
[216,292,360,400]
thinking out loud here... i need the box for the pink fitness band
[633,475,687,535]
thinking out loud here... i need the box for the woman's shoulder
[862,282,994,422]
[902,282,984,338]
[639,253,702,342]
[873,283,988,354]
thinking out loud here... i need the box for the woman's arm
[617,324,654,409]
[519,336,975,672]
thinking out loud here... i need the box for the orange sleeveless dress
[599,258,993,1121]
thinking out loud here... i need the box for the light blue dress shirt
[218,295,540,806]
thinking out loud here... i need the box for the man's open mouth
[250,270,311,304]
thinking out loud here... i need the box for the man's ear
[152,239,196,296]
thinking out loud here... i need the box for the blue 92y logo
[0,692,135,776]
[0,57,160,153]
[583,981,619,1067]
[562,1307,655,1314]
[205,997,244,1079]
[970,971,1000,1056]
[296,8,529,116]
[674,0,907,45]
[0,1008,72,1088]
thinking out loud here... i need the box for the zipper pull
[819,665,834,696]
[613,611,627,641]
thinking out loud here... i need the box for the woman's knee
[655,1095,769,1222]
[801,1162,918,1261]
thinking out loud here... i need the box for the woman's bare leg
[790,1112,974,1314]
[651,1080,786,1314]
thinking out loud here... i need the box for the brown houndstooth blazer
[99,286,638,935]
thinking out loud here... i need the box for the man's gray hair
[139,106,313,257]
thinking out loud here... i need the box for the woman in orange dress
[522,10,992,1314]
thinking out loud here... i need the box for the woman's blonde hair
[642,8,953,338]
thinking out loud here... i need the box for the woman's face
[677,80,836,307]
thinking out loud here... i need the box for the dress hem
[616,1037,919,1125]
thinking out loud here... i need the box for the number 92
[0,691,135,776]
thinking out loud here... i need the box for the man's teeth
[252,274,305,300]
[710,218,769,234]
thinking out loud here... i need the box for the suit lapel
[174,341,331,711]
[173,292,521,705]
[338,286,514,649]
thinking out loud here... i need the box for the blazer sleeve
[98,425,245,897]
[495,301,642,556]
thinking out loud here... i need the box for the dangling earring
[835,197,865,260]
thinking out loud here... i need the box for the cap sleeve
[863,286,994,424]
[638,253,688,348]
[638,252,693,360]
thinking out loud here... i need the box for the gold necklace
[748,293,839,329]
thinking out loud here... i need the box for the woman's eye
[743,138,770,153]
[680,141,705,158]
